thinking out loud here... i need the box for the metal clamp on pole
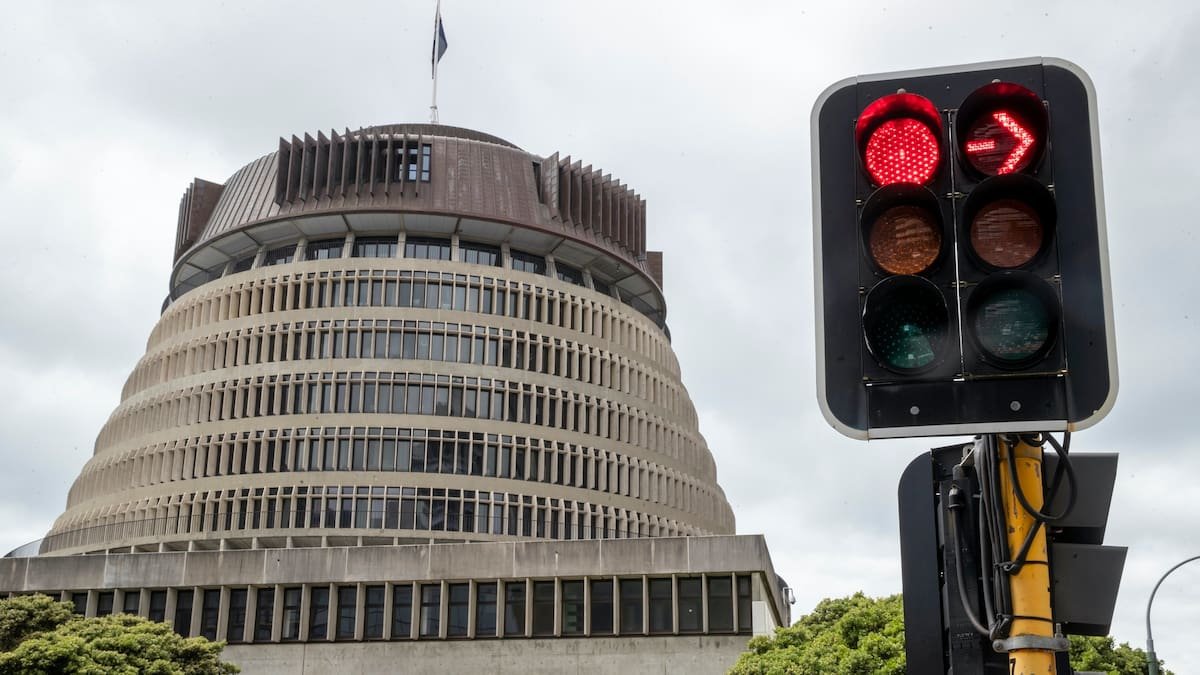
[997,433,1059,674]
[994,633,1069,653]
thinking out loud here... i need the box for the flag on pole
[432,7,448,77]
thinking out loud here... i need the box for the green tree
[0,595,239,675]
[730,592,905,675]
[730,593,1169,675]
[0,595,75,651]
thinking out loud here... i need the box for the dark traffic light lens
[863,276,949,373]
[870,205,942,275]
[861,184,945,276]
[962,174,1056,271]
[971,199,1043,269]
[855,93,943,187]
[956,82,1048,177]
[966,273,1060,368]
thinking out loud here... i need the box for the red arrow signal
[964,109,1038,175]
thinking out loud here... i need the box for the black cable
[1004,431,1077,523]
[947,483,991,637]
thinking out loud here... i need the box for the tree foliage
[730,592,905,675]
[0,594,75,652]
[0,594,239,675]
[729,592,1169,675]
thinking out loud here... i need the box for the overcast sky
[2,0,1198,670]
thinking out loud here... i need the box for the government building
[1,123,789,673]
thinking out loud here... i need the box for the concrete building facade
[2,124,787,673]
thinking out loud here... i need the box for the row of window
[101,371,701,480]
[75,426,717,523]
[156,269,673,373]
[228,236,594,294]
[48,484,692,553]
[63,574,753,642]
[127,317,690,423]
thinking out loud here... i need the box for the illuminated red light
[864,118,941,186]
[964,109,1038,175]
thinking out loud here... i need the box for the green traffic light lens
[863,276,949,374]
[966,272,1060,368]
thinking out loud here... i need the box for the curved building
[44,123,732,555]
[5,123,785,674]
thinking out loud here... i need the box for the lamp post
[1146,554,1200,675]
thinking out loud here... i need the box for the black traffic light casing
[813,58,1117,439]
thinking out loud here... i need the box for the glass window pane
[707,577,734,633]
[678,577,702,633]
[174,590,194,636]
[532,581,555,636]
[200,590,220,641]
[336,586,357,640]
[420,584,441,638]
[504,582,525,636]
[447,583,469,637]
[475,582,498,638]
[561,581,584,636]
[227,589,247,643]
[364,586,385,639]
[254,588,275,642]
[309,587,329,641]
[391,585,413,640]
[282,587,302,641]
[590,579,614,635]
[737,575,753,634]
[648,579,672,634]
[619,579,642,634]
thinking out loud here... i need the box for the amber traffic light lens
[869,205,942,275]
[863,276,949,373]
[970,199,1044,269]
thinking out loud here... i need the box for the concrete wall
[224,635,750,675]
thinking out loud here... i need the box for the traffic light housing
[812,58,1116,439]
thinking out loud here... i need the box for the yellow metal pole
[996,434,1057,674]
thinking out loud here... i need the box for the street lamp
[1146,554,1200,675]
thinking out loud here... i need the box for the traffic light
[812,58,1116,439]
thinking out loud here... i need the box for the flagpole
[430,0,441,124]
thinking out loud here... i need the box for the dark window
[254,588,275,642]
[149,590,168,622]
[707,576,734,633]
[310,587,329,641]
[282,587,302,641]
[447,583,469,637]
[561,581,584,636]
[354,237,398,258]
[510,251,546,275]
[503,581,525,636]
[391,584,413,640]
[648,579,673,634]
[96,592,114,617]
[592,277,612,296]
[122,592,140,615]
[419,584,441,638]
[174,590,194,636]
[263,245,296,266]
[227,589,248,643]
[200,589,221,640]
[405,237,451,261]
[737,575,753,634]
[678,577,703,633]
[590,579,614,635]
[71,592,88,615]
[306,239,344,260]
[531,581,555,636]
[460,242,500,266]
[555,263,584,286]
[619,579,642,634]
[475,582,497,638]
[232,256,255,273]
[364,586,385,639]
[336,586,357,640]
